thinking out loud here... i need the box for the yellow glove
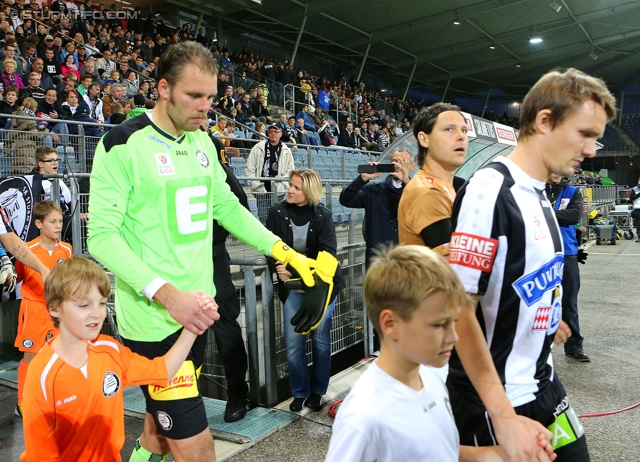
[271,240,316,287]
[287,251,338,334]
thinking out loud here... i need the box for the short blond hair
[34,200,62,222]
[289,168,323,207]
[519,68,616,140]
[45,257,111,328]
[365,245,470,337]
[22,97,37,110]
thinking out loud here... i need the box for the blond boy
[21,257,218,461]
[325,245,554,462]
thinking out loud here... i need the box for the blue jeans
[52,122,70,145]
[562,255,583,353]
[283,291,335,398]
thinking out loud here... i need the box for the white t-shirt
[325,362,459,462]
[42,178,71,206]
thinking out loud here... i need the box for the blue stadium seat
[294,160,303,169]
[317,149,328,156]
[312,157,326,168]
[321,168,332,179]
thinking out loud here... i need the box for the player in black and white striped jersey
[447,68,616,462]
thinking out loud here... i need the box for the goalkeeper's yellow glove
[287,251,338,334]
[271,240,316,287]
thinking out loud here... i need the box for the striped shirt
[448,157,564,407]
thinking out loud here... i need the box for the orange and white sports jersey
[21,334,168,462]
[15,237,72,302]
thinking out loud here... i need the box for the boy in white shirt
[325,245,555,462]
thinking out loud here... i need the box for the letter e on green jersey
[166,177,212,245]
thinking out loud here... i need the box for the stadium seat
[312,157,326,169]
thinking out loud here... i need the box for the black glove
[577,248,588,265]
[284,251,338,335]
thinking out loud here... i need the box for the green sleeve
[87,141,159,294]
[210,153,279,255]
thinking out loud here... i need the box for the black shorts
[122,329,209,440]
[447,373,590,461]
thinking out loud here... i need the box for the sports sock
[17,359,28,406]
[129,438,169,462]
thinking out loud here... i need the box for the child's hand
[196,293,218,312]
[536,433,557,461]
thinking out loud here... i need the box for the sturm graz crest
[0,176,34,241]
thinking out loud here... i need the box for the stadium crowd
[0,0,526,171]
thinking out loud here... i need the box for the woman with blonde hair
[266,168,344,413]
[2,59,26,90]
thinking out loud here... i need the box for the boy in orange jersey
[14,200,72,417]
[21,257,219,462]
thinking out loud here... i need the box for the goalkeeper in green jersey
[88,41,331,462]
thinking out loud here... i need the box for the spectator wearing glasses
[23,58,54,90]
[22,72,45,102]
[32,146,71,211]
[3,40,26,75]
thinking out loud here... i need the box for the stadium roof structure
[166,0,640,97]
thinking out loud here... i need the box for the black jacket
[209,134,249,246]
[266,201,345,303]
[337,129,356,149]
[340,174,404,265]
[0,100,18,128]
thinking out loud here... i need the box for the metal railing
[0,113,382,177]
